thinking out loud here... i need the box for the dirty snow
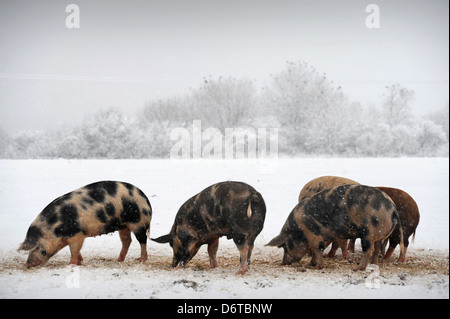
[0,158,448,299]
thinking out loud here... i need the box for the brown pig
[152,181,266,275]
[267,184,404,271]
[19,181,152,268]
[376,187,420,262]
[298,176,360,259]
[298,176,360,203]
[347,187,420,262]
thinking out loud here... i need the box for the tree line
[1,61,448,159]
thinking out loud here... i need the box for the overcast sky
[0,0,448,133]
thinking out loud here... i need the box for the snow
[0,158,448,299]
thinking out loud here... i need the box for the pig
[376,187,420,262]
[267,184,404,271]
[152,181,266,275]
[298,176,360,259]
[298,176,360,203]
[347,187,420,262]
[18,181,152,268]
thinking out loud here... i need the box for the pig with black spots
[19,181,152,268]
[152,181,266,275]
[267,184,404,271]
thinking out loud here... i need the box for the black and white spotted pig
[19,181,152,268]
[267,185,404,271]
[152,181,266,275]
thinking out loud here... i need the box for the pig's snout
[26,259,42,268]
[26,254,45,268]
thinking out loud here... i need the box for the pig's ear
[151,234,172,244]
[19,226,43,251]
[18,241,37,251]
[265,235,285,247]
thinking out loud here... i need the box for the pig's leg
[207,238,219,268]
[348,239,356,253]
[117,228,132,262]
[138,245,148,263]
[371,240,382,264]
[383,236,402,261]
[68,236,85,266]
[327,241,338,258]
[383,245,395,260]
[337,239,348,260]
[308,237,327,268]
[245,236,256,266]
[397,229,411,262]
[356,239,374,271]
[326,239,348,259]
[383,238,407,262]
[236,244,250,275]
[393,231,408,262]
[310,247,325,269]
[133,226,149,262]
[233,234,251,274]
[247,244,254,266]
[397,246,407,262]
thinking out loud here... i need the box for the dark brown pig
[377,187,420,262]
[152,181,266,275]
[19,181,152,267]
[267,185,404,271]
[347,187,420,262]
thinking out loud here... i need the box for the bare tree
[191,76,257,128]
[140,96,194,126]
[427,103,449,141]
[263,61,348,153]
[0,127,9,158]
[382,84,415,127]
[78,108,137,158]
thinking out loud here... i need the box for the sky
[0,0,448,133]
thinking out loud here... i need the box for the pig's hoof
[314,263,325,270]
[137,256,148,263]
[236,265,249,275]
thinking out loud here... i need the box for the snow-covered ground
[0,158,448,299]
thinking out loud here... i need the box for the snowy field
[0,158,448,299]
